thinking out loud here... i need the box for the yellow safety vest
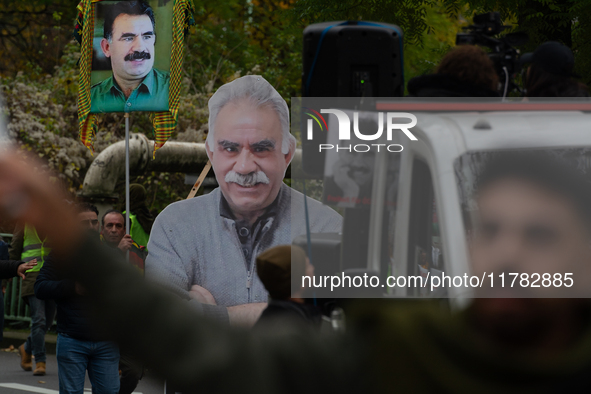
[21,225,51,273]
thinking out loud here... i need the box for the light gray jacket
[145,184,342,322]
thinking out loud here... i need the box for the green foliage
[2,0,591,215]
[1,42,95,191]
[183,0,301,103]
[403,3,463,82]
[290,0,591,85]
[289,0,440,45]
[0,0,76,75]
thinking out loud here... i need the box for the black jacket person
[407,45,500,97]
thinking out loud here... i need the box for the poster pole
[125,112,130,262]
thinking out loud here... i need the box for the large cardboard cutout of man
[146,76,342,325]
[91,0,169,113]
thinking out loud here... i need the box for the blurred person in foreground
[521,41,589,98]
[145,75,341,326]
[3,149,591,392]
[467,151,591,354]
[35,203,119,394]
[407,45,500,97]
[253,245,322,329]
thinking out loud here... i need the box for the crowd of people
[6,200,147,392]
[1,34,590,394]
[408,40,588,98]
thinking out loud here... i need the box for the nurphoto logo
[304,108,418,153]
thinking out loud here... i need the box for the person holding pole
[101,210,146,272]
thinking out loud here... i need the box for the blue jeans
[24,295,56,363]
[56,334,120,394]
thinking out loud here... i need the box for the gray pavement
[0,350,164,394]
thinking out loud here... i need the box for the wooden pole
[186,161,212,199]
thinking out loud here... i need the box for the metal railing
[1,232,31,322]
[3,277,31,322]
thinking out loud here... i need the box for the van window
[406,159,446,297]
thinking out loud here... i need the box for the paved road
[0,351,164,394]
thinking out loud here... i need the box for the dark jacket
[0,239,9,260]
[34,253,98,341]
[407,73,500,97]
[0,260,24,279]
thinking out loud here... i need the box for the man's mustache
[225,171,270,187]
[124,51,151,61]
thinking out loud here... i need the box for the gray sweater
[145,184,342,321]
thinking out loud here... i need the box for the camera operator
[407,45,500,97]
[521,41,589,98]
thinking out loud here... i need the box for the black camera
[456,12,528,96]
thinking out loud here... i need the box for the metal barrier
[1,232,31,323]
[3,277,31,322]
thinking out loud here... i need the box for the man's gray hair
[207,75,296,155]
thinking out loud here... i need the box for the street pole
[125,112,130,262]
